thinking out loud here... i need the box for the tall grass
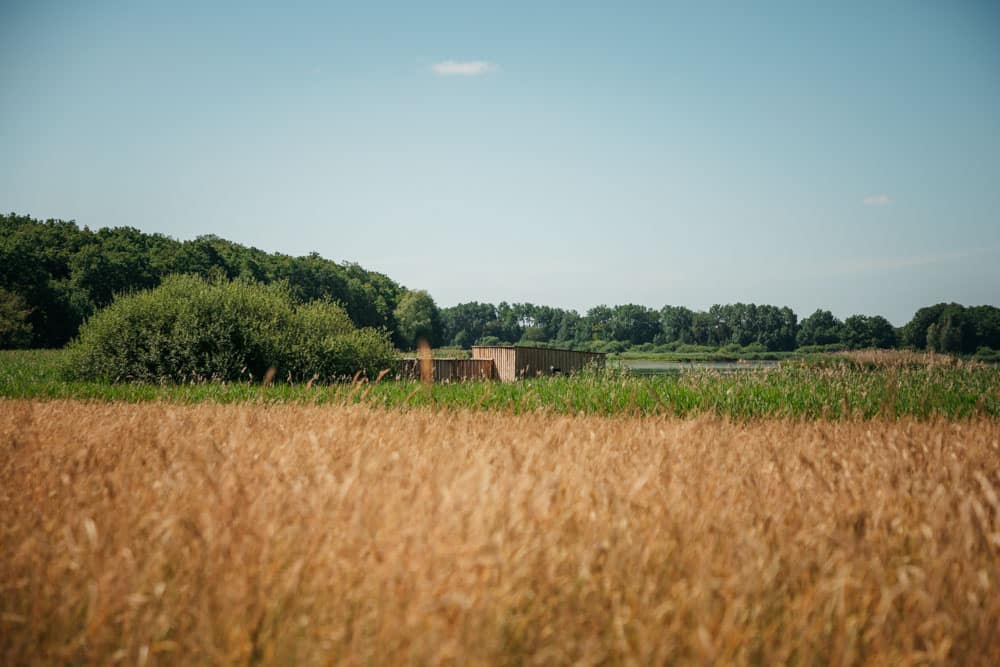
[2,401,998,664]
[2,350,998,419]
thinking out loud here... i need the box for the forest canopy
[0,213,404,348]
[2,213,998,357]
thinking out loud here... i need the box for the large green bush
[64,275,397,382]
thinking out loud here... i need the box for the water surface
[618,359,780,375]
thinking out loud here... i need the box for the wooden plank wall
[398,358,495,382]
[514,347,605,379]
[471,346,517,382]
[399,348,606,383]
[472,346,605,382]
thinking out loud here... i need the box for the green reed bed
[2,349,997,419]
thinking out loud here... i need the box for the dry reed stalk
[418,338,433,384]
[836,349,976,369]
[1,399,998,665]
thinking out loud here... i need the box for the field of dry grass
[2,399,999,665]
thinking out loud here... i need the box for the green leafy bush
[476,335,502,346]
[587,340,628,354]
[64,275,397,383]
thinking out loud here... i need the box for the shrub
[675,344,718,354]
[289,315,397,380]
[589,340,627,354]
[797,343,846,354]
[64,275,397,383]
[973,346,999,363]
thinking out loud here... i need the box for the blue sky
[2,1,998,324]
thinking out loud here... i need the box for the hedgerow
[64,275,396,382]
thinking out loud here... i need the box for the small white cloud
[863,194,892,206]
[431,60,497,76]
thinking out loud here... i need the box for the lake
[616,359,781,375]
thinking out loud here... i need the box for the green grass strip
[2,349,998,420]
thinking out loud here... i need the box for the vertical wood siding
[398,359,494,381]
[472,346,605,382]
[471,346,517,381]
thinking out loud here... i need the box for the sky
[2,1,998,325]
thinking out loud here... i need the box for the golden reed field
[2,400,999,665]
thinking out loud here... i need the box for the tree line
[1,214,404,348]
[2,213,999,356]
[432,300,999,355]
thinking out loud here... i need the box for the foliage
[901,303,949,349]
[974,347,999,363]
[393,289,443,349]
[0,287,33,349]
[902,302,1000,354]
[842,314,897,349]
[284,298,396,379]
[63,275,396,382]
[797,309,844,346]
[1,213,404,347]
[440,301,498,347]
[659,305,694,344]
[5,212,997,359]
[969,305,1000,349]
[606,303,661,345]
[0,215,94,347]
[476,335,502,346]
[292,326,399,380]
[439,300,997,359]
[796,343,846,354]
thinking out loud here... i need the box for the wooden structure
[398,358,494,382]
[398,346,605,383]
[472,345,605,382]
